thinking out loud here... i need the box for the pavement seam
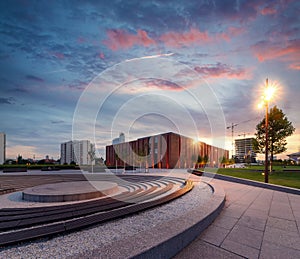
[218,183,266,258]
[287,193,300,235]
[201,240,248,258]
[258,188,274,259]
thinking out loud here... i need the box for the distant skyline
[0,0,299,160]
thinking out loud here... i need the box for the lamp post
[258,78,276,183]
[264,78,269,183]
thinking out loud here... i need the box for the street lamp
[261,78,276,183]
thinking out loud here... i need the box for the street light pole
[264,78,269,183]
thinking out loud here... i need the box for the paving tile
[292,208,300,219]
[178,179,300,258]
[248,202,270,213]
[224,225,263,249]
[260,240,300,259]
[221,204,248,219]
[267,216,298,233]
[237,214,267,231]
[263,226,300,250]
[269,201,294,220]
[212,214,239,230]
[272,191,289,203]
[200,225,230,246]
[221,239,260,259]
[244,208,269,219]
[174,240,244,259]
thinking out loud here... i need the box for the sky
[0,0,299,161]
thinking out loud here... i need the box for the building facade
[60,140,94,165]
[106,132,229,169]
[0,133,5,164]
[287,152,300,164]
[235,137,256,163]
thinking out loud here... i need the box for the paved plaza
[175,178,300,259]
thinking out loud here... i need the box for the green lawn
[214,166,300,189]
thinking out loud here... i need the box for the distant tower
[119,132,125,143]
[112,132,125,145]
[0,133,6,164]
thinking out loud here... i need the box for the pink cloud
[260,6,277,15]
[218,26,246,41]
[77,37,86,44]
[99,52,105,59]
[160,28,211,47]
[103,27,247,51]
[289,63,300,70]
[143,78,182,91]
[103,29,155,50]
[194,63,251,79]
[252,39,300,68]
[52,52,65,59]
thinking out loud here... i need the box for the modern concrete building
[60,140,94,165]
[106,132,229,169]
[235,137,256,163]
[0,132,5,164]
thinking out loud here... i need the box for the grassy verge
[215,167,300,189]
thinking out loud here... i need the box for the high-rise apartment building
[235,137,256,163]
[0,132,5,164]
[60,140,94,165]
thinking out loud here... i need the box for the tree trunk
[270,141,273,173]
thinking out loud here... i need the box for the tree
[203,155,209,167]
[253,105,295,171]
[191,154,197,168]
[197,155,203,168]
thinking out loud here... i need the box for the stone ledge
[72,181,225,259]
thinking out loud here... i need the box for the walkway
[175,178,300,259]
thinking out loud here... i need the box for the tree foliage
[253,106,295,162]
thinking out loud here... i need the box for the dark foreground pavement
[174,178,300,259]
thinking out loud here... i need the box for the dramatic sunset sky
[0,0,299,160]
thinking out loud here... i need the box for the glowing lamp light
[264,86,276,102]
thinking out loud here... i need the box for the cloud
[160,28,211,47]
[0,97,15,105]
[51,52,65,59]
[103,27,213,51]
[26,75,44,82]
[68,80,87,91]
[143,78,182,91]
[218,26,246,41]
[99,52,105,59]
[260,6,277,15]
[51,120,65,124]
[103,25,247,51]
[103,29,155,50]
[6,144,38,160]
[194,63,250,79]
[252,39,300,69]
[289,63,300,70]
